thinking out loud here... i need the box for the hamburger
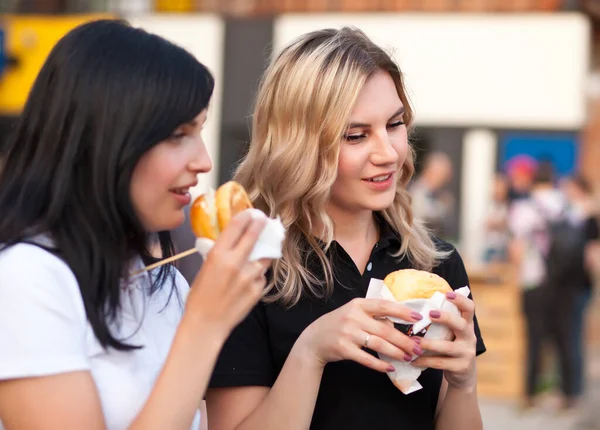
[190,181,253,240]
[383,269,452,302]
[382,269,453,337]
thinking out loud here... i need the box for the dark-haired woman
[0,19,271,430]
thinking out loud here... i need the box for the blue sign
[499,131,579,177]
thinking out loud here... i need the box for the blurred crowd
[412,151,600,422]
[503,158,599,413]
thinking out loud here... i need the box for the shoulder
[0,243,90,379]
[0,242,80,297]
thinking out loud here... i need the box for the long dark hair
[0,19,214,350]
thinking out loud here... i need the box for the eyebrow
[347,106,405,129]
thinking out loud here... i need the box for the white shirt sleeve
[0,243,90,379]
[508,201,540,239]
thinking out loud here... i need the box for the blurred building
[2,0,596,264]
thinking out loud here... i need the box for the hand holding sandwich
[185,182,273,334]
[295,298,424,374]
[411,291,478,390]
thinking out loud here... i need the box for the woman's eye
[388,120,405,129]
[170,132,186,140]
[344,134,366,142]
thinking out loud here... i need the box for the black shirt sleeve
[585,216,600,242]
[434,243,487,356]
[209,301,276,388]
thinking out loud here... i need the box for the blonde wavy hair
[235,27,449,307]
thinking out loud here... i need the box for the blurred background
[1,1,600,428]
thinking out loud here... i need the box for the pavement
[479,348,600,430]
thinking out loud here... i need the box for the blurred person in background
[409,151,455,239]
[561,174,600,400]
[483,173,510,264]
[508,161,579,411]
[0,19,272,430]
[505,154,537,203]
[205,27,486,430]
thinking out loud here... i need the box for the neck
[324,204,378,245]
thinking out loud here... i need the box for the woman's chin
[145,211,186,233]
[367,195,396,212]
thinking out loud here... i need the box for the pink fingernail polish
[413,346,423,356]
[446,292,457,299]
[411,311,423,321]
[404,354,413,362]
[429,310,441,319]
[412,337,422,345]
[387,365,396,372]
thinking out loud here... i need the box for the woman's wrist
[292,329,326,372]
[179,310,230,352]
[444,369,478,394]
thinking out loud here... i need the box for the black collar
[310,212,402,253]
[373,212,402,250]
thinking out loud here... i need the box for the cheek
[393,130,409,165]
[130,156,154,204]
[131,148,181,206]
[336,146,366,180]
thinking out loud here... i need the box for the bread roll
[215,181,253,232]
[383,269,452,302]
[190,181,253,240]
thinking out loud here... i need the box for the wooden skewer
[132,248,199,276]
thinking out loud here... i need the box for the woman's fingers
[411,355,473,374]
[230,215,267,263]
[354,298,423,323]
[235,260,268,291]
[345,343,397,374]
[356,331,414,363]
[360,317,420,359]
[445,292,475,322]
[428,309,468,337]
[211,210,255,251]
[417,338,460,357]
[246,270,268,300]
[255,258,272,274]
[212,210,267,262]
[411,355,454,371]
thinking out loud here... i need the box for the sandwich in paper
[365,269,470,394]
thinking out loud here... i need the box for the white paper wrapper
[365,278,471,395]
[194,208,286,261]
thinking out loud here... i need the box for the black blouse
[209,219,486,430]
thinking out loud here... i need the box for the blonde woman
[206,28,486,430]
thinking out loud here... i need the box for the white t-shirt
[0,241,201,430]
[508,188,569,288]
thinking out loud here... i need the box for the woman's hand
[185,210,272,334]
[411,292,477,390]
[296,298,424,373]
